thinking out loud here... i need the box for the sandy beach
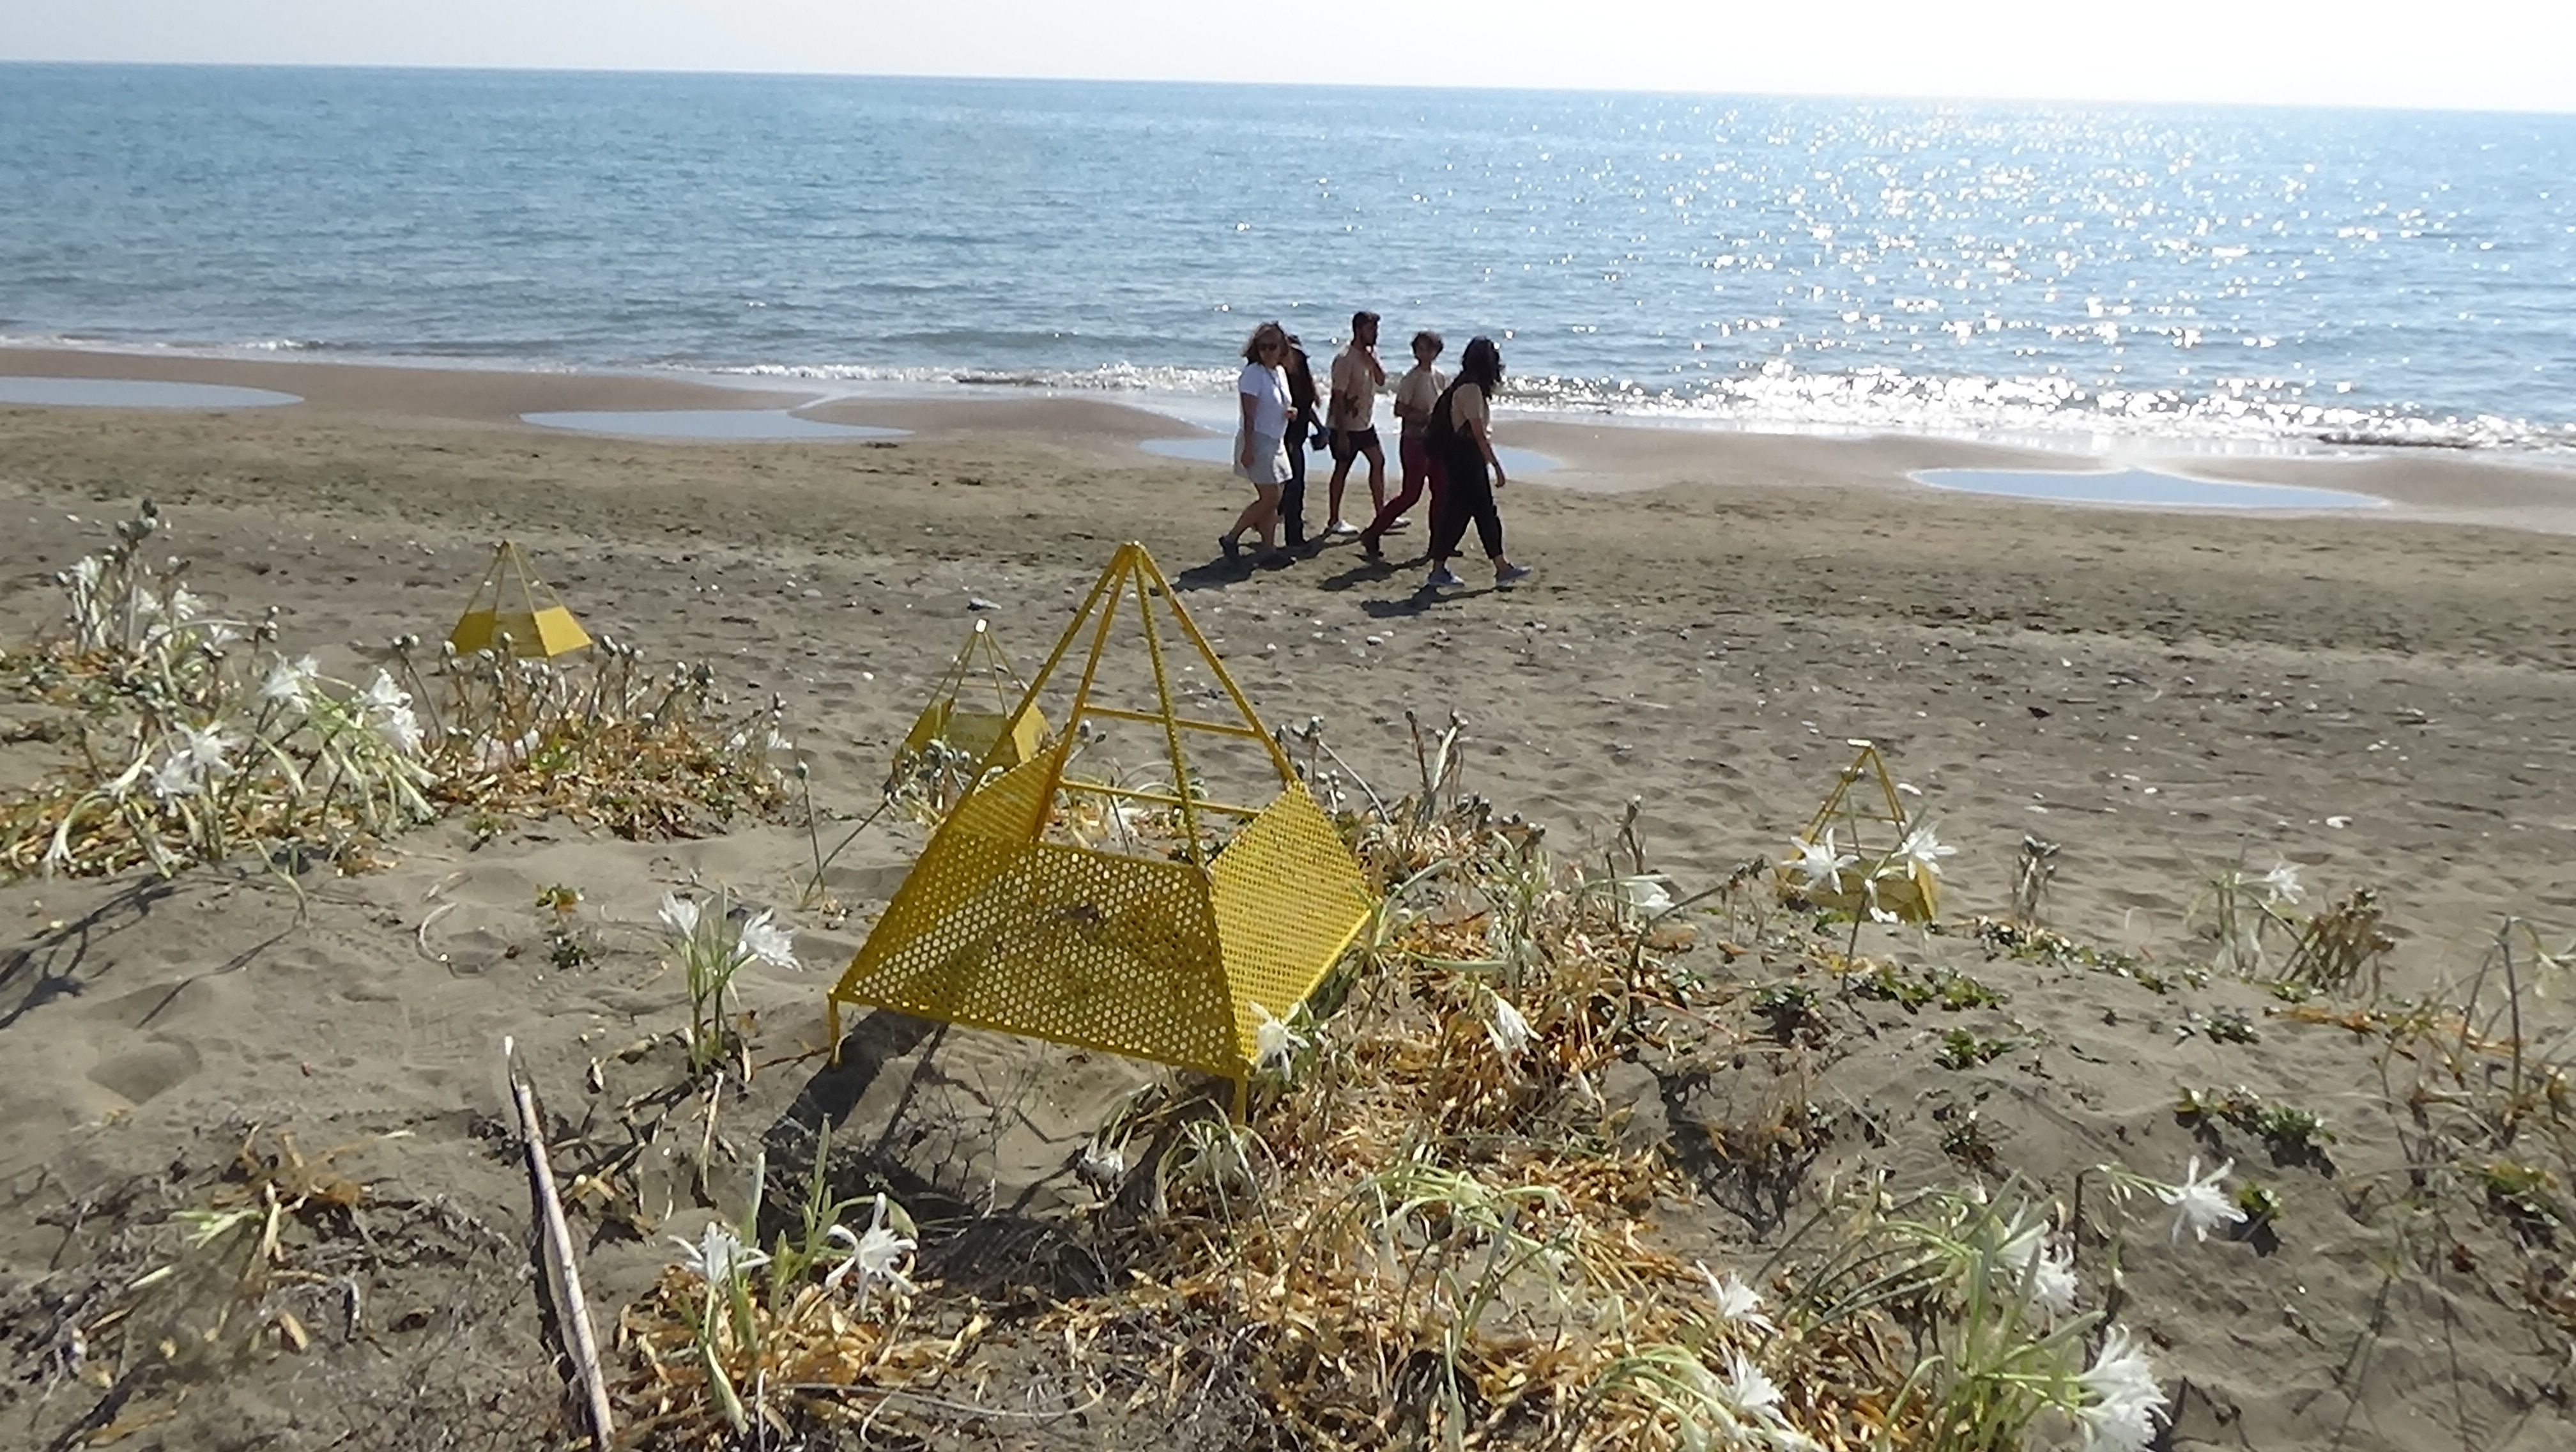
[6,349,2576,1449]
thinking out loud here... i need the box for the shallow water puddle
[521,409,907,442]
[0,376,302,408]
[1914,466,2381,510]
[1140,435,1556,475]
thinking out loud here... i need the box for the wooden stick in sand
[505,1036,617,1449]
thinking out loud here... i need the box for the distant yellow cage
[449,540,592,659]
[899,618,1046,772]
[1777,740,1939,924]
[830,543,1376,1111]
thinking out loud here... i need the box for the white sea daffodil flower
[657,892,702,939]
[1251,1005,1308,1074]
[148,753,200,803]
[2157,1155,2247,1246]
[2259,861,2303,906]
[1721,1350,1800,1434]
[1782,831,1855,890]
[738,909,801,970]
[373,704,425,757]
[1897,822,1958,877]
[360,669,410,716]
[822,1194,919,1300]
[1696,1262,1776,1334]
[2075,1325,2167,1452]
[1483,991,1534,1062]
[174,722,241,780]
[167,586,203,622]
[261,654,320,708]
[1998,1220,2079,1317]
[668,1221,768,1285]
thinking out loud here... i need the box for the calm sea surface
[4,64,2572,452]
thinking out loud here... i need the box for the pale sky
[6,0,2575,114]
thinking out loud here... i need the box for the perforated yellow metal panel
[1208,780,1376,1063]
[448,541,592,659]
[830,544,1377,1100]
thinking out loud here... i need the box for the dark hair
[1457,336,1503,394]
[1241,320,1288,364]
[1411,330,1444,356]
[1351,309,1379,334]
[1284,346,1319,409]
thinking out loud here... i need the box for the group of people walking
[1220,312,1529,591]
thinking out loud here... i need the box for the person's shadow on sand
[1172,552,1298,592]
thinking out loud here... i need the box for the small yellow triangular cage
[899,618,1047,771]
[1776,740,1938,923]
[448,541,592,659]
[829,543,1376,1111]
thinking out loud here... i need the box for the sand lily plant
[2,504,787,880]
[659,888,803,1076]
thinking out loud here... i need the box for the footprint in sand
[87,1038,203,1107]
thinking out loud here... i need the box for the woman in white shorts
[1220,320,1294,565]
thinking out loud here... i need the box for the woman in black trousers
[1425,336,1531,590]
[1278,340,1324,549]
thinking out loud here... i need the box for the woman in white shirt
[1221,321,1294,565]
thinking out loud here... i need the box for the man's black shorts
[1329,426,1383,463]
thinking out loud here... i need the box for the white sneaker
[1325,520,1360,536]
[1495,564,1533,587]
[1425,568,1466,589]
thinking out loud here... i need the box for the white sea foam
[700,357,2572,457]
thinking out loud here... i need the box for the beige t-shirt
[1446,384,1490,440]
[1394,365,1446,435]
[1329,344,1380,429]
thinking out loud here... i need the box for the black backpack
[1424,378,1472,460]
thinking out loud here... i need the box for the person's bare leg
[1324,451,1353,530]
[1243,485,1280,552]
[1227,488,1277,549]
[1364,442,1388,517]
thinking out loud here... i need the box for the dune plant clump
[618,1131,939,1442]
[0,504,789,879]
[974,787,2206,1451]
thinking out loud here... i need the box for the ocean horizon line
[8,57,2576,122]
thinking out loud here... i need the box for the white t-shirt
[1395,364,1446,434]
[1238,361,1289,441]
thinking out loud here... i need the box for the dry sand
[4,351,2576,1449]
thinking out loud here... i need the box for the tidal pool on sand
[1914,467,2382,510]
[1140,435,1556,475]
[522,410,907,442]
[0,376,302,408]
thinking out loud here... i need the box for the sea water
[3,64,2570,455]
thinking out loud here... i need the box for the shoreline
[10,343,2576,533]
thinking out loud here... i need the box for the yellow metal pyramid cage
[828,543,1376,1110]
[1777,740,1939,924]
[448,541,592,659]
[898,618,1047,773]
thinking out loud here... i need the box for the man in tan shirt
[1323,310,1388,536]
